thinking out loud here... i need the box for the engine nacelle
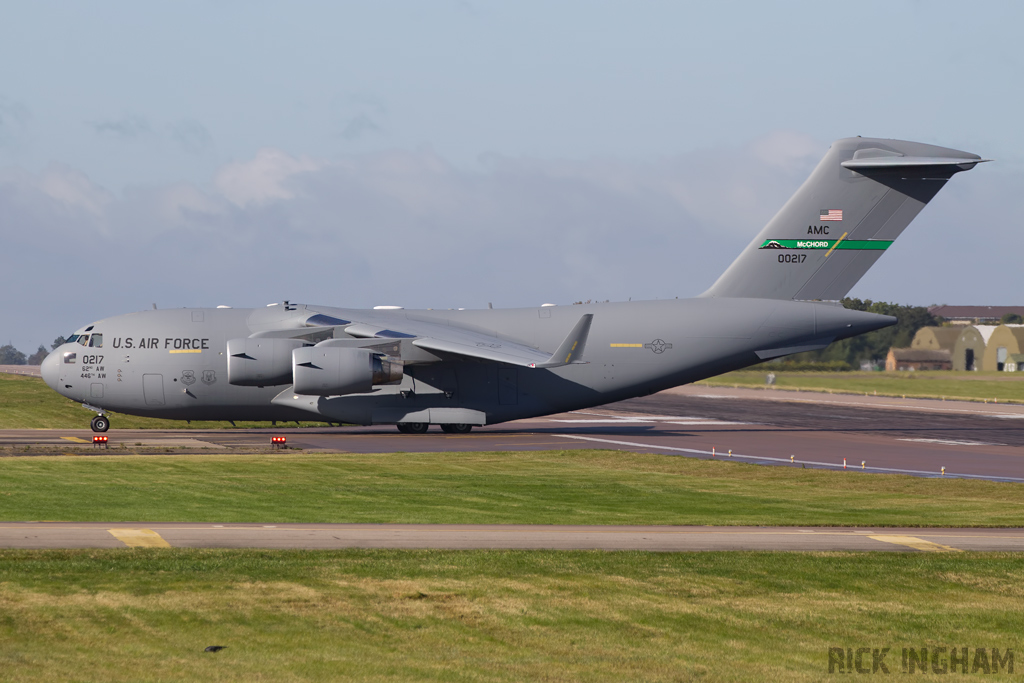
[227,337,307,386]
[292,346,403,396]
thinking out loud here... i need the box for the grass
[1,450,1022,527]
[699,369,1024,403]
[0,549,1020,682]
[0,374,327,429]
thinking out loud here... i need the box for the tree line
[0,337,66,366]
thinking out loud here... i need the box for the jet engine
[292,346,403,396]
[227,338,307,386]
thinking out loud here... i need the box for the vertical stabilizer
[702,137,986,300]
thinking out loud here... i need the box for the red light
[271,436,287,448]
[93,435,108,443]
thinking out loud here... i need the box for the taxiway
[3,385,1023,482]
[1,522,1021,552]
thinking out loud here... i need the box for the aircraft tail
[702,137,986,300]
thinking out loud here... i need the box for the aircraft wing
[342,314,593,369]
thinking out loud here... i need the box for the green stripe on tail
[758,239,893,250]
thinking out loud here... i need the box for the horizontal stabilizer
[841,156,990,171]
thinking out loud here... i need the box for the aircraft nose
[41,349,60,391]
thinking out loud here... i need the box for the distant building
[1004,354,1024,372]
[885,348,952,372]
[982,325,1024,371]
[928,305,1024,325]
[911,327,960,353]
[952,325,998,371]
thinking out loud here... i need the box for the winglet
[530,314,593,368]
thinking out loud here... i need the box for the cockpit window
[76,335,89,346]
[66,335,79,344]
[88,334,103,348]
[63,352,76,364]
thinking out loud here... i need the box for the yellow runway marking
[60,436,90,443]
[108,528,172,548]
[868,535,962,553]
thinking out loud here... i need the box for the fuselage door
[143,374,165,405]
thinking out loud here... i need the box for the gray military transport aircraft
[42,137,985,433]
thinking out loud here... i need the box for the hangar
[911,327,960,354]
[982,325,1024,371]
[952,325,997,371]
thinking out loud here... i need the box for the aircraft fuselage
[43,297,892,427]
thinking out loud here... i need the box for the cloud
[1,131,1012,352]
[0,97,31,148]
[214,148,323,207]
[341,113,381,141]
[168,119,213,154]
[38,163,115,218]
[89,115,151,139]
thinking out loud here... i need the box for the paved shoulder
[0,523,1021,552]
[0,365,41,377]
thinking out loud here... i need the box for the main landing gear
[440,424,473,434]
[396,423,473,434]
[396,423,428,434]
[90,415,110,433]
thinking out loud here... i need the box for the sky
[1,1,1022,353]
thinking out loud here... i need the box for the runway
[4,385,1023,482]
[1,522,1022,551]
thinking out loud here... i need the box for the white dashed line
[553,434,1024,482]
[897,438,1001,447]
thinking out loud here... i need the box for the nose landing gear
[90,415,110,433]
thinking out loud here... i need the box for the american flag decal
[820,209,843,221]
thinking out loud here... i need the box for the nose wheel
[91,415,110,433]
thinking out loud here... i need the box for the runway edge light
[271,436,287,450]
